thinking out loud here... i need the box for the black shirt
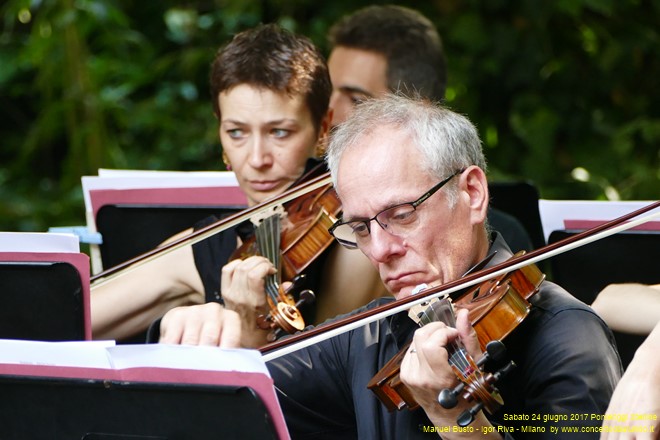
[267,234,622,439]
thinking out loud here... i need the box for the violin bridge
[250,204,287,226]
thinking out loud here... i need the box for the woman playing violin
[159,95,623,438]
[91,24,386,344]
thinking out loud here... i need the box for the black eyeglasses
[329,169,464,249]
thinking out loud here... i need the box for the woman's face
[218,84,325,206]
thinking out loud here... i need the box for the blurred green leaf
[0,0,658,234]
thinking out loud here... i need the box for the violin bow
[90,172,332,288]
[260,200,660,362]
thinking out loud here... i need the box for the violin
[231,163,341,281]
[367,252,545,425]
[230,162,342,336]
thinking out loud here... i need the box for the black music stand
[548,229,660,368]
[96,204,243,269]
[0,253,89,341]
[489,181,545,250]
[0,377,279,439]
[0,366,286,439]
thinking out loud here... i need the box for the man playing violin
[159,95,622,438]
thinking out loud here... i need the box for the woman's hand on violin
[400,309,500,438]
[222,257,272,314]
[221,256,278,347]
[159,302,241,347]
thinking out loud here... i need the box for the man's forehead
[328,46,388,92]
[336,140,432,218]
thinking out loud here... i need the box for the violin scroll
[438,340,514,427]
[256,274,316,341]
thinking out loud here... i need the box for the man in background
[327,4,446,126]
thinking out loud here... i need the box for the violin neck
[414,298,473,376]
[255,214,282,301]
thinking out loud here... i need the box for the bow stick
[90,172,333,288]
[260,200,660,362]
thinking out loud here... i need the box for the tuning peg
[457,401,484,427]
[438,382,464,409]
[295,289,315,308]
[493,360,516,381]
[483,340,507,364]
[439,341,513,416]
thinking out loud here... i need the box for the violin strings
[256,214,281,304]
[418,300,471,374]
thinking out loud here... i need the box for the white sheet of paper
[0,339,115,368]
[81,170,239,213]
[0,339,269,375]
[0,232,80,253]
[107,344,269,375]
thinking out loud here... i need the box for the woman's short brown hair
[210,24,331,132]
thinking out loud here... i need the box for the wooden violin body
[462,259,544,350]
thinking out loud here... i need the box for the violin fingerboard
[414,297,456,327]
[255,214,282,299]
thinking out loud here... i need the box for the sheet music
[538,200,658,243]
[98,168,234,177]
[0,339,269,375]
[0,340,115,368]
[81,170,239,213]
[0,232,79,253]
[107,344,269,375]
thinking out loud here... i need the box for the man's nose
[329,92,349,126]
[366,222,405,263]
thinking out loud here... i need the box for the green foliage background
[1,0,658,233]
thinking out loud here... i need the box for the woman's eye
[271,128,290,138]
[226,128,244,139]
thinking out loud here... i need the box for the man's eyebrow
[341,200,405,223]
[338,85,374,98]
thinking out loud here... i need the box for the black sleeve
[191,215,239,303]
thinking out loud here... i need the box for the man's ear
[461,166,489,225]
[320,108,333,138]
[315,109,334,157]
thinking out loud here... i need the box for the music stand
[0,251,90,341]
[95,204,243,269]
[0,362,289,439]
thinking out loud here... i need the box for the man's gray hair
[326,94,486,205]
